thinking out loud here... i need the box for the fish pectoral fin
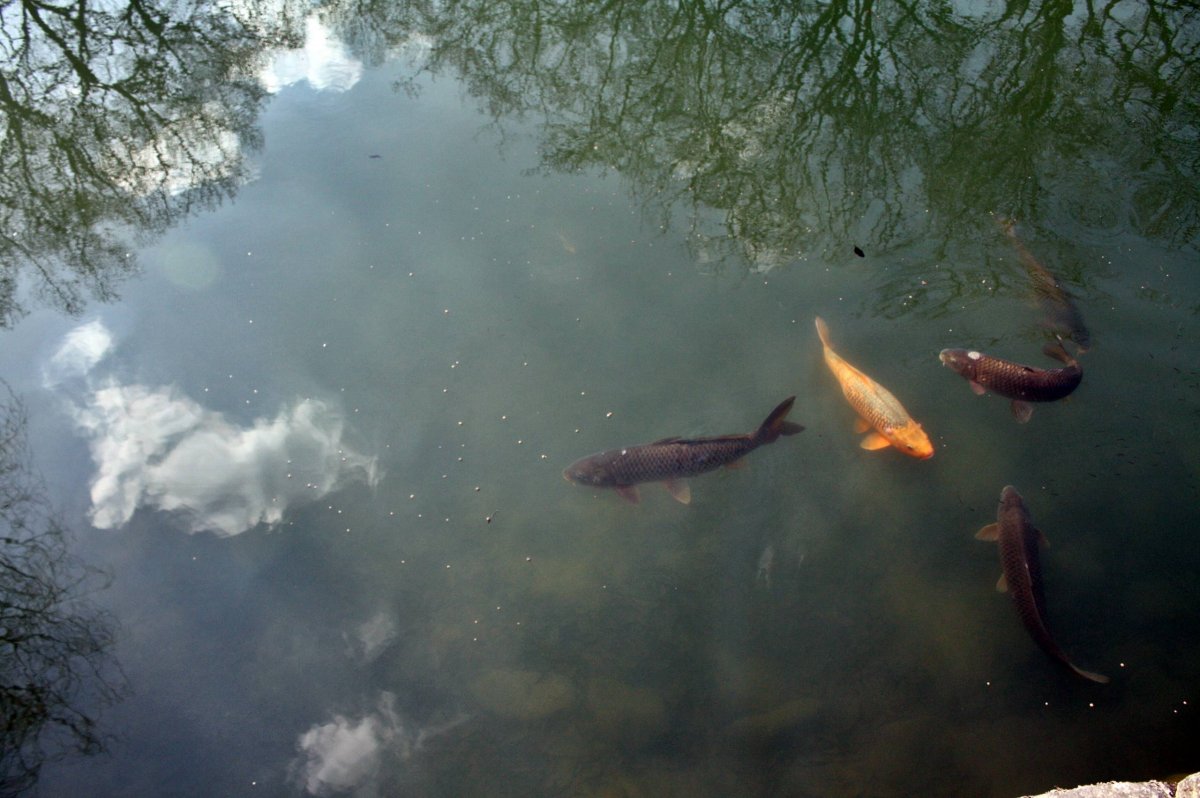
[724,458,747,470]
[1036,529,1050,547]
[664,479,691,505]
[995,573,1008,593]
[969,380,987,396]
[615,486,641,504]
[859,432,892,451]
[975,523,1000,542]
[853,417,871,434]
[1010,400,1034,424]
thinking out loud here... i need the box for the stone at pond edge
[469,668,575,720]
[1020,777,1190,798]
[1174,773,1200,798]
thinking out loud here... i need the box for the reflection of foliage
[1,383,125,796]
[348,0,1198,279]
[0,0,302,327]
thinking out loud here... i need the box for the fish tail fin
[1071,664,1110,684]
[1043,337,1078,367]
[754,396,803,444]
[814,316,833,348]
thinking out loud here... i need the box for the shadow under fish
[939,340,1081,423]
[1000,219,1092,353]
[563,396,803,504]
[976,486,1108,684]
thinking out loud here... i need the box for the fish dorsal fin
[615,486,641,504]
[995,573,1008,592]
[1010,400,1034,423]
[975,523,1000,542]
[970,381,987,396]
[860,432,892,451]
[650,437,681,445]
[664,479,691,504]
[853,417,871,433]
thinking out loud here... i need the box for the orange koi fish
[814,317,933,459]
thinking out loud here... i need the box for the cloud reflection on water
[48,320,378,537]
[293,692,469,795]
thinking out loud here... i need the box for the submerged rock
[724,697,821,743]
[585,677,668,745]
[469,668,574,720]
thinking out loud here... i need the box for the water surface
[1,2,1198,796]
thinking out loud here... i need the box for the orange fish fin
[970,381,987,396]
[853,417,871,434]
[859,432,892,451]
[1011,400,1034,423]
[615,486,641,504]
[995,573,1008,592]
[975,523,1000,542]
[724,458,747,470]
[814,316,833,348]
[663,479,691,504]
[1036,529,1050,547]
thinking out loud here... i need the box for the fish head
[562,453,613,487]
[938,348,981,380]
[997,485,1034,530]
[999,485,1025,508]
[889,422,934,459]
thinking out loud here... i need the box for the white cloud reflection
[293,693,469,795]
[261,16,363,94]
[49,320,379,537]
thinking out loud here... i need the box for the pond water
[2,2,1198,796]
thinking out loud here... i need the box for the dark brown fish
[1000,220,1092,353]
[563,397,803,504]
[976,486,1108,684]
[939,341,1081,423]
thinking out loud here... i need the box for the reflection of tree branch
[1,382,126,796]
[0,0,303,327]
[353,0,1197,299]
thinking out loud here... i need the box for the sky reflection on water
[1,2,1199,797]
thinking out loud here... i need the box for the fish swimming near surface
[814,316,933,459]
[939,340,1082,423]
[976,486,1109,684]
[563,397,803,504]
[1000,219,1092,353]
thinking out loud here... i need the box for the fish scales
[594,437,756,484]
[977,486,1109,684]
[564,396,803,503]
[941,349,1081,402]
[814,316,933,458]
[834,363,914,431]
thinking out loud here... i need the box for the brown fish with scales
[976,486,1108,684]
[938,340,1081,423]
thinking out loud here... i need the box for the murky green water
[2,2,1198,796]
